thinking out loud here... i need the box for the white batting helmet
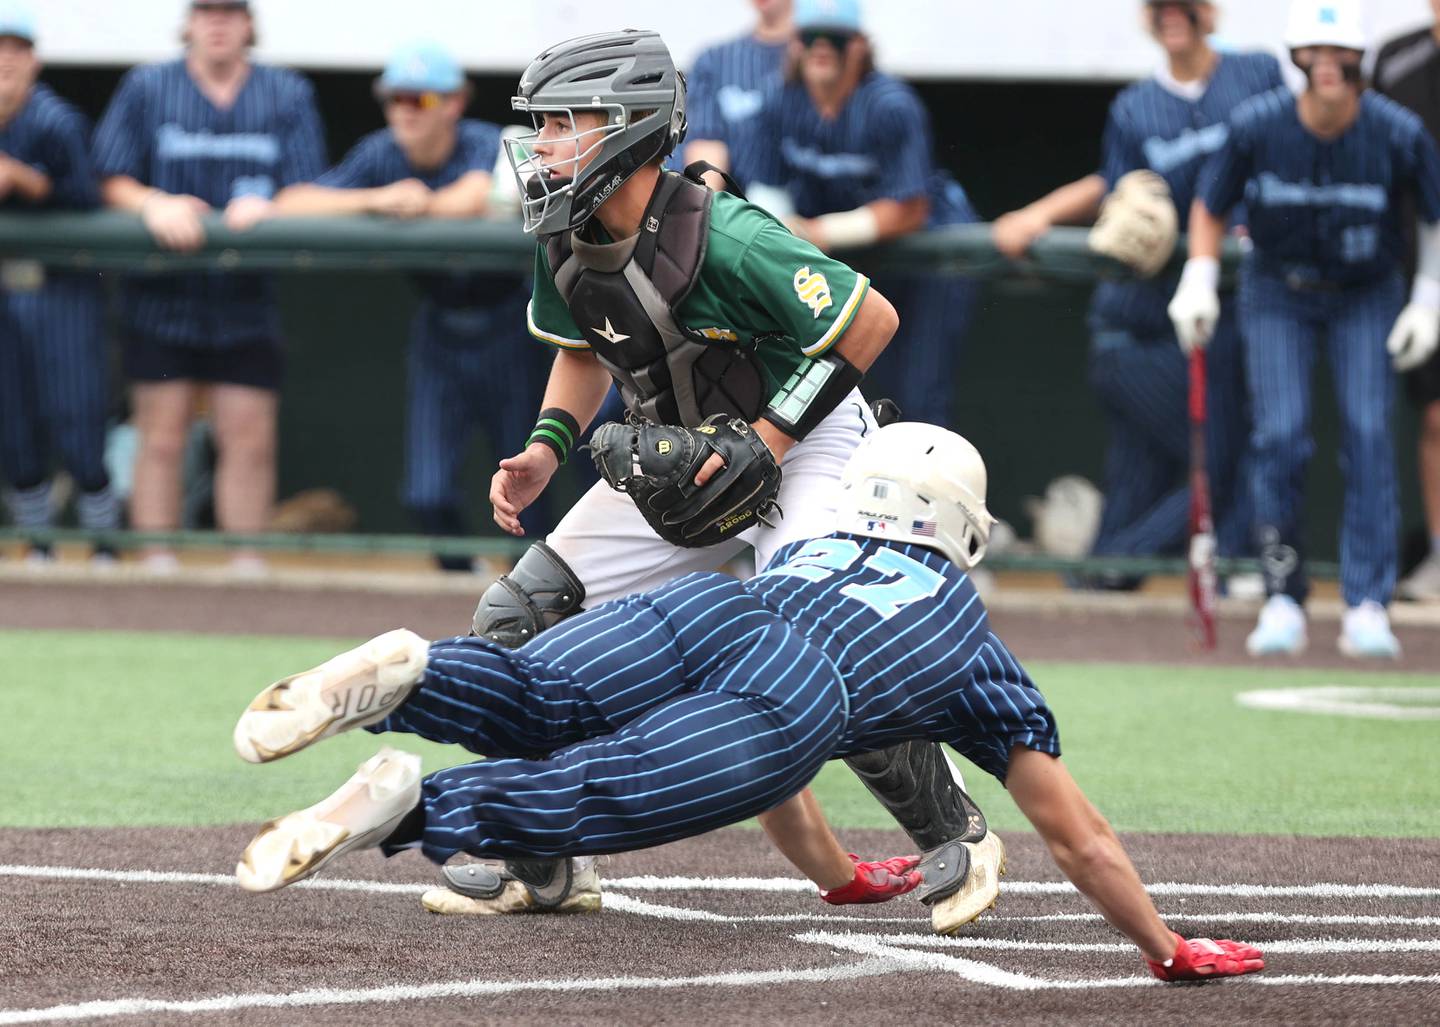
[836,422,996,570]
[1284,0,1366,53]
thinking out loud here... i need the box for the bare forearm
[271,184,379,216]
[5,161,51,203]
[541,349,615,431]
[684,139,731,176]
[1186,199,1226,260]
[1028,174,1107,227]
[101,175,159,212]
[427,172,492,218]
[756,789,854,890]
[868,197,929,241]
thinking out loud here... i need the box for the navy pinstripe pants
[1238,269,1403,606]
[370,576,849,864]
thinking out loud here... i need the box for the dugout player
[1171,0,1440,657]
[992,0,1282,585]
[0,4,120,560]
[681,0,792,183]
[92,0,326,573]
[232,422,1266,985]
[742,0,979,431]
[468,29,1001,930]
[273,41,550,562]
[1374,3,1440,602]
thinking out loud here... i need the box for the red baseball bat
[1187,347,1218,650]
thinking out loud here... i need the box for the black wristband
[762,351,865,441]
[527,407,582,464]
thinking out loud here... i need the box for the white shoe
[421,862,604,916]
[227,554,270,578]
[236,747,422,893]
[931,831,1007,935]
[233,628,429,764]
[1338,601,1402,660]
[1245,595,1307,656]
[143,551,181,575]
[1398,553,1440,602]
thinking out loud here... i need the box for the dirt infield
[3,574,1438,669]
[2,828,1438,1025]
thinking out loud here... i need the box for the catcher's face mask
[505,103,628,235]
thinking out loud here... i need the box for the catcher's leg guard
[470,542,585,645]
[844,740,1005,931]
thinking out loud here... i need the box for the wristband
[815,206,880,249]
[527,408,581,464]
[763,351,864,442]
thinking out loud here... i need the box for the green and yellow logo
[697,326,740,342]
[792,267,833,319]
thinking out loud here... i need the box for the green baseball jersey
[525,190,870,394]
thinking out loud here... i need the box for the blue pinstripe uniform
[1197,87,1440,605]
[91,60,326,383]
[313,122,547,537]
[747,72,978,430]
[681,33,787,177]
[371,533,1057,863]
[1090,52,1283,563]
[0,83,118,533]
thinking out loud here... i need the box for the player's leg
[210,379,278,554]
[127,361,200,567]
[34,282,120,543]
[1240,272,1319,655]
[1206,304,1254,562]
[0,295,51,554]
[1327,276,1404,656]
[401,305,471,569]
[1398,347,1440,600]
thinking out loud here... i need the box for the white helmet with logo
[1284,0,1366,53]
[836,422,996,570]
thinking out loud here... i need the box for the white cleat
[233,628,429,764]
[236,747,423,893]
[421,864,604,916]
[1245,595,1308,657]
[1338,601,1402,660]
[1398,553,1440,602]
[931,831,1007,935]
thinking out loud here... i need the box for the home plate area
[2,828,1438,1024]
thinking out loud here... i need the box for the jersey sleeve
[459,122,502,173]
[864,87,932,203]
[1400,117,1440,224]
[92,68,148,182]
[527,246,589,349]
[39,109,99,209]
[1099,101,1143,189]
[686,49,723,143]
[1195,110,1254,216]
[736,219,869,357]
[314,133,386,189]
[277,75,328,187]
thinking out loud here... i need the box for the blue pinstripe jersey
[1198,87,1440,284]
[748,533,1053,768]
[747,72,974,227]
[316,120,521,309]
[0,83,98,212]
[685,34,787,181]
[1092,52,1283,334]
[92,60,327,345]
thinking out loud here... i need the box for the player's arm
[427,170,493,218]
[992,174,1108,259]
[1005,748,1264,980]
[1386,120,1440,371]
[272,180,432,218]
[0,153,53,204]
[102,174,211,252]
[790,195,929,253]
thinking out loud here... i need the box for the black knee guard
[844,741,988,905]
[470,542,585,645]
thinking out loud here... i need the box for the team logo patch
[656,439,673,455]
[696,326,739,342]
[593,317,631,344]
[792,267,833,319]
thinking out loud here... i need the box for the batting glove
[1147,932,1266,982]
[1168,257,1221,356]
[1387,278,1440,372]
[819,853,922,905]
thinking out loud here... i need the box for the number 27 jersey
[747,533,1059,779]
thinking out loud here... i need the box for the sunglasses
[192,2,250,12]
[383,91,445,111]
[799,29,856,51]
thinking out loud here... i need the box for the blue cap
[794,0,862,32]
[378,41,464,94]
[0,2,36,44]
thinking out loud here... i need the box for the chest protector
[544,171,767,427]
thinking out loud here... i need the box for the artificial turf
[3,629,1437,837]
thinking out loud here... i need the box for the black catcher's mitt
[589,414,783,548]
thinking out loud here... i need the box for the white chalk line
[988,911,1440,927]
[1236,685,1440,720]
[869,933,1440,955]
[0,959,901,1026]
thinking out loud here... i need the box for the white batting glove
[1168,257,1221,356]
[1387,277,1440,372]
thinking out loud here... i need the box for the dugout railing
[0,214,1340,579]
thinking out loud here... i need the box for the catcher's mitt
[589,414,782,548]
[1087,169,1179,278]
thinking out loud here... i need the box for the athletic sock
[77,484,121,532]
[4,481,53,530]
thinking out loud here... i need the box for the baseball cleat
[1398,553,1440,602]
[1338,601,1402,660]
[930,830,1007,935]
[233,628,429,763]
[421,862,603,916]
[1245,595,1307,657]
[236,746,423,893]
